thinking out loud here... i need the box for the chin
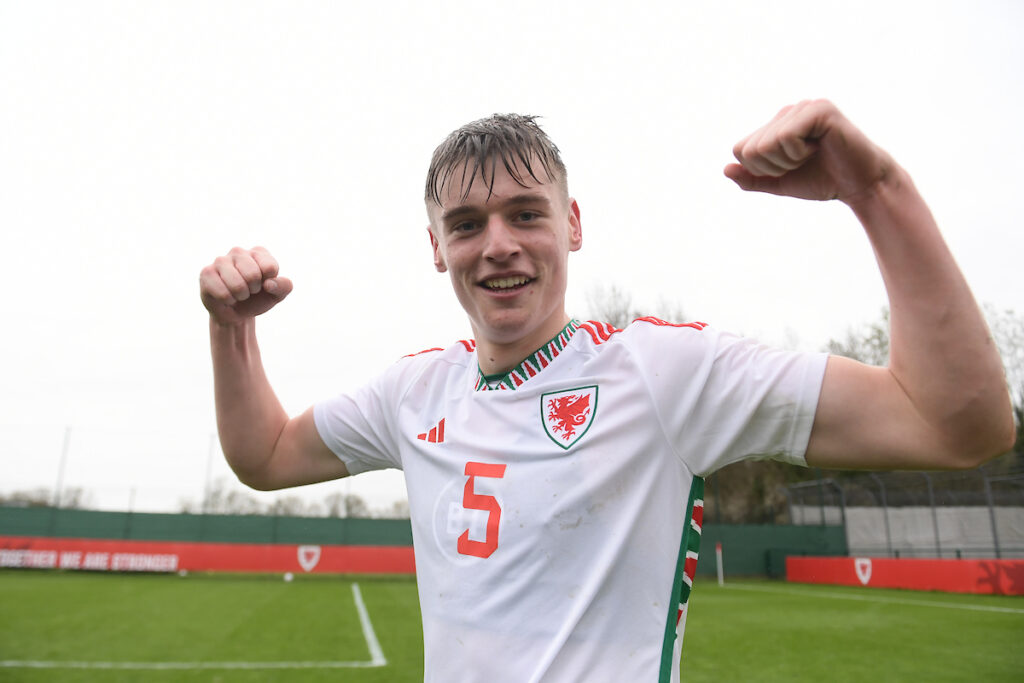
[478,313,535,343]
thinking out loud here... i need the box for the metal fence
[782,467,1024,559]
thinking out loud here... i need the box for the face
[428,160,582,354]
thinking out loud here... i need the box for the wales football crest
[297,545,321,572]
[541,385,598,449]
[854,558,872,585]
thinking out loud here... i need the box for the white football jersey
[315,318,827,682]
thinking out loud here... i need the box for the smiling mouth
[482,276,532,291]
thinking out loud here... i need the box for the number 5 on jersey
[457,461,507,558]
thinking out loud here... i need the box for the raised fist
[199,246,293,327]
[724,99,894,204]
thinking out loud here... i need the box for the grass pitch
[1,571,1022,682]
[682,580,1024,682]
[0,572,423,683]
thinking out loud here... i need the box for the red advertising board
[786,556,1024,595]
[0,536,415,575]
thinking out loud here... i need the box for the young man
[199,100,1014,682]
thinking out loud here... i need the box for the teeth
[485,276,529,290]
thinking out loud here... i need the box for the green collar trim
[474,319,580,391]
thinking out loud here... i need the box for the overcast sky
[2,1,1022,513]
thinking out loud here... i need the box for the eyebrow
[440,193,553,223]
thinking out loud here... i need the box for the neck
[474,313,573,375]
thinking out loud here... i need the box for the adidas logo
[417,418,446,443]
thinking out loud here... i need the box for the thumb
[723,163,783,195]
[262,276,294,300]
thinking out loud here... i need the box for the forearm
[209,318,291,487]
[846,166,1015,462]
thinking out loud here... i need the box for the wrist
[209,316,258,353]
[840,156,908,212]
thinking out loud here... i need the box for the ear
[428,226,447,272]
[567,199,583,252]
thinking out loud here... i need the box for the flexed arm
[200,246,348,489]
[726,100,1015,469]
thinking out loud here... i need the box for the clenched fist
[199,246,293,327]
[724,99,895,205]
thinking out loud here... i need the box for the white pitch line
[0,660,384,669]
[726,582,1024,615]
[352,581,388,666]
[0,581,389,670]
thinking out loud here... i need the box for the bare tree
[180,477,264,514]
[984,304,1024,458]
[583,284,686,329]
[56,487,94,509]
[380,499,411,519]
[824,307,890,366]
[323,492,370,518]
[0,487,54,507]
[267,495,321,517]
[0,487,93,509]
[826,304,1024,459]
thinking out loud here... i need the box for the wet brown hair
[424,113,568,207]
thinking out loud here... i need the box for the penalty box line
[726,581,1024,615]
[0,582,388,670]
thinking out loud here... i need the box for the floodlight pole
[983,475,1001,559]
[203,433,217,514]
[53,426,72,508]
[715,542,725,587]
[922,473,941,557]
[124,488,136,539]
[869,473,893,558]
[777,485,794,524]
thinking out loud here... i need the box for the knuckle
[732,140,749,162]
[754,138,776,157]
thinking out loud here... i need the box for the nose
[481,216,520,262]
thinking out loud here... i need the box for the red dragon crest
[546,393,591,441]
[541,386,598,449]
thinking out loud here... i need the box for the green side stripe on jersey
[658,477,705,683]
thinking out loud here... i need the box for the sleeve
[313,366,405,475]
[625,322,828,476]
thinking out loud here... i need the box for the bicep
[805,355,950,470]
[262,407,350,490]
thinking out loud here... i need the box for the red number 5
[457,461,507,558]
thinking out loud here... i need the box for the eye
[452,220,479,233]
[516,210,539,222]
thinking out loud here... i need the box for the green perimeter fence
[0,506,845,577]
